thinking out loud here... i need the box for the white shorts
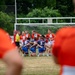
[20,40,23,46]
[48,40,54,46]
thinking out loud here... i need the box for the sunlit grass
[0,57,60,75]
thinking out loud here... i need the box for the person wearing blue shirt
[37,35,46,57]
[22,38,30,56]
[30,38,37,56]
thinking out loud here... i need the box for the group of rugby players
[13,29,55,57]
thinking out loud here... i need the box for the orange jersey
[0,29,16,58]
[20,34,30,41]
[45,33,55,40]
[24,33,30,39]
[31,33,41,40]
[20,35,23,40]
[13,31,17,42]
[20,35,25,42]
[14,34,16,42]
[52,27,75,75]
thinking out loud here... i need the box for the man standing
[15,31,20,48]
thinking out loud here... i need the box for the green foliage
[0,12,14,34]
[0,0,6,11]
[26,7,61,23]
[56,0,74,17]
[32,0,56,8]
[17,0,56,14]
[0,0,74,17]
[27,7,61,17]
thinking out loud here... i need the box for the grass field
[0,56,60,75]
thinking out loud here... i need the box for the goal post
[14,17,75,31]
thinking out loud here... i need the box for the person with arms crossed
[22,38,30,56]
[30,38,37,56]
[0,29,23,75]
[37,35,46,57]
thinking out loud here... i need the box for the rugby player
[22,38,30,56]
[37,35,46,57]
[13,30,17,43]
[24,31,30,40]
[45,38,52,56]
[30,38,37,56]
[31,30,41,41]
[20,31,25,46]
[45,29,55,46]
[45,29,55,56]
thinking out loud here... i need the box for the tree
[0,0,74,17]
[32,0,56,9]
[0,12,14,34]
[17,0,33,14]
[27,7,61,17]
[0,0,6,11]
[56,0,74,16]
[17,0,56,14]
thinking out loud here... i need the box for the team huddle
[13,29,55,57]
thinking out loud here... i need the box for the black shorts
[15,42,20,47]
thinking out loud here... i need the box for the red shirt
[20,35,25,42]
[20,33,30,42]
[14,34,16,42]
[0,29,16,58]
[24,33,30,40]
[31,33,41,40]
[13,31,17,42]
[45,33,55,40]
[52,27,75,66]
